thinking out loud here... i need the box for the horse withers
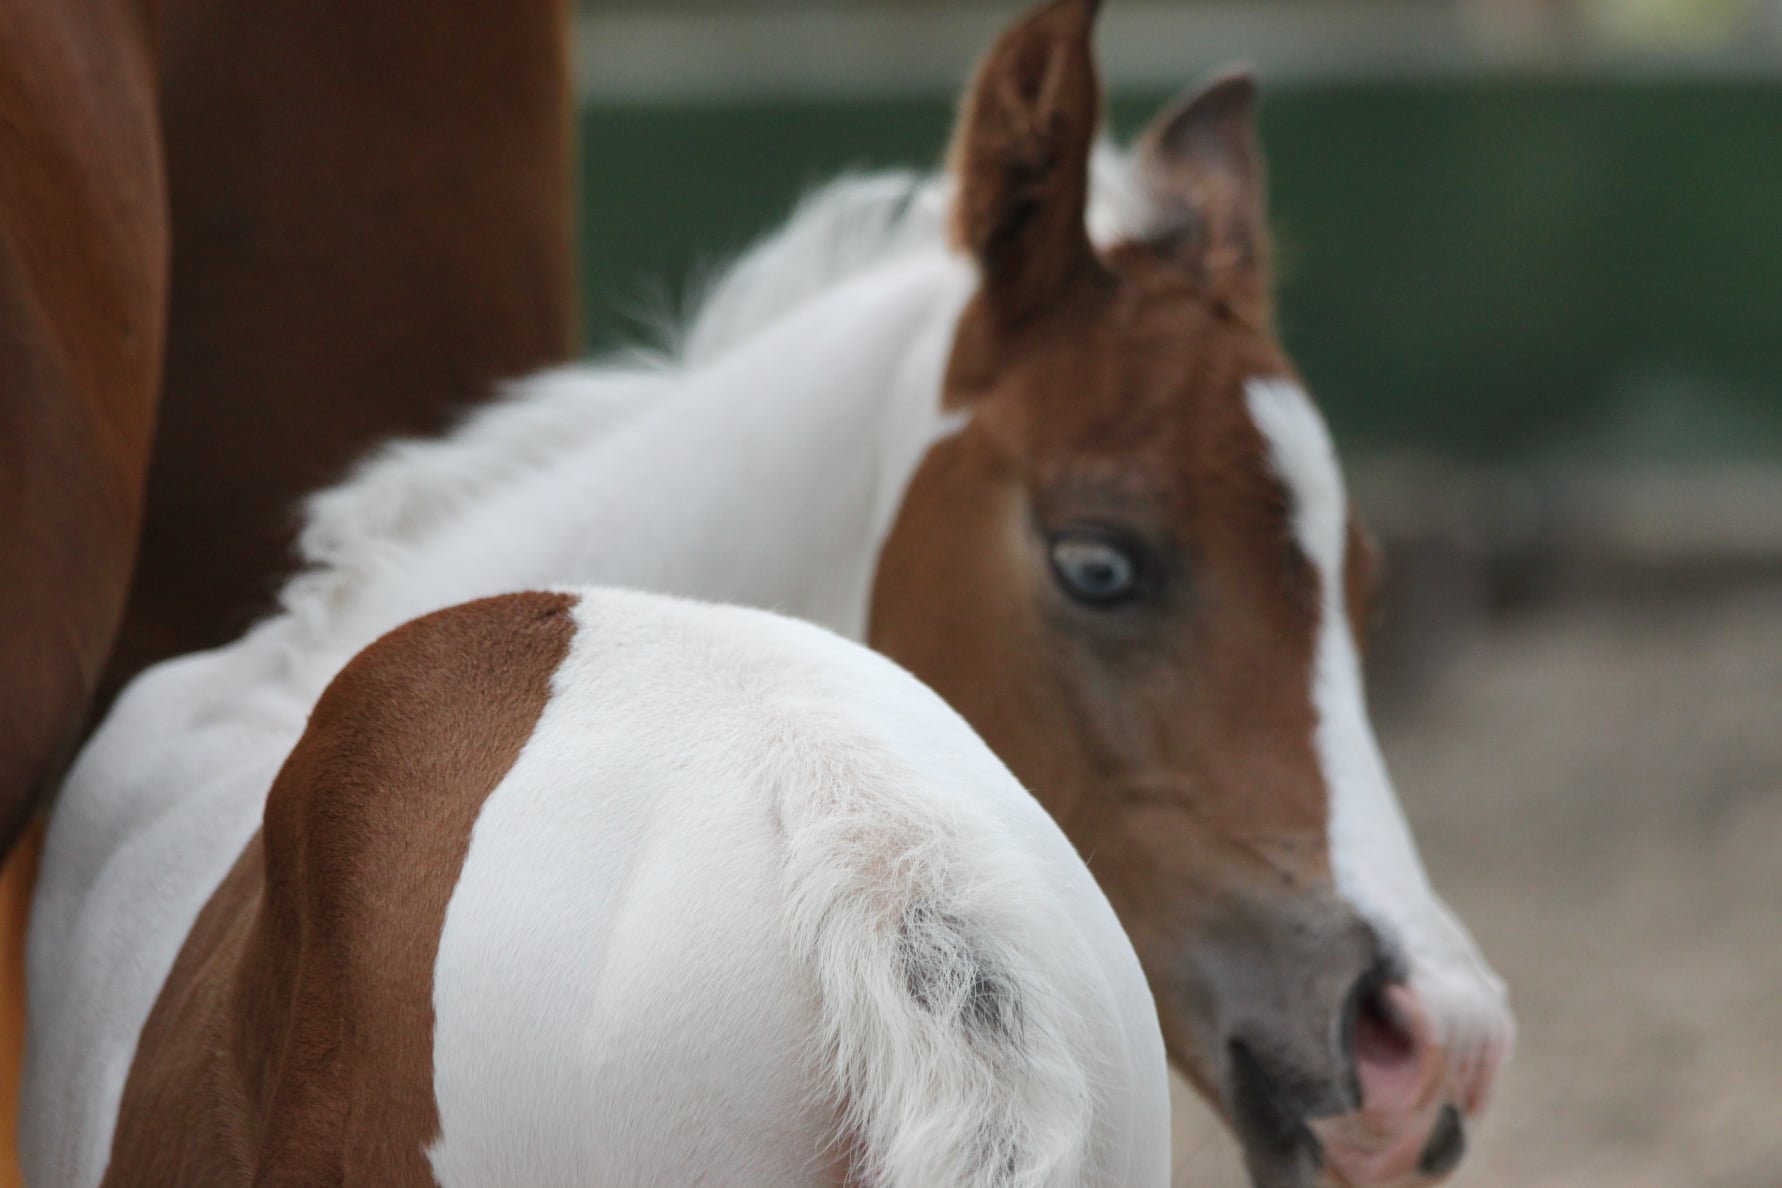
[29,589,1169,1186]
[26,0,1512,1183]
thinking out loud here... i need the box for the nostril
[1417,1104,1467,1178]
[1353,984,1417,1072]
[1345,981,1430,1116]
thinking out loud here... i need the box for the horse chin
[1160,1028,1332,1188]
[1226,1092,1329,1188]
[1149,911,1416,1188]
[1179,982,1481,1188]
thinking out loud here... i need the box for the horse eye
[1048,533,1144,607]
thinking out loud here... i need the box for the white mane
[679,144,1151,366]
[275,144,1158,664]
[678,171,948,365]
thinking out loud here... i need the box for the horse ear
[1134,66,1272,312]
[948,0,1107,328]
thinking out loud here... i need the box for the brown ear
[949,0,1107,328]
[1134,66,1272,313]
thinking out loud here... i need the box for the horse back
[37,590,1167,1186]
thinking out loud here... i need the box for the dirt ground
[1168,575,1782,1187]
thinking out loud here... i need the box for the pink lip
[1319,1120,1439,1187]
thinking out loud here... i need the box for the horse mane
[678,144,1150,366]
[676,170,948,365]
[274,145,1157,662]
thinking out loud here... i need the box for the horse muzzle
[1306,974,1510,1187]
[1167,898,1509,1188]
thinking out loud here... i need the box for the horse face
[868,3,1511,1185]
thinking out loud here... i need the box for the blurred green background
[578,80,1782,465]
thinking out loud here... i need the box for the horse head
[869,3,1513,1184]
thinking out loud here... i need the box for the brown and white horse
[35,588,1171,1186]
[25,1,1511,1184]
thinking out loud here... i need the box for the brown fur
[948,0,1104,328]
[872,0,1388,1162]
[0,10,165,1168]
[0,823,40,1188]
[0,0,165,862]
[106,0,579,690]
[100,592,576,1186]
[0,5,576,1173]
[1135,67,1273,320]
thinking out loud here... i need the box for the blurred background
[570,2,1780,1185]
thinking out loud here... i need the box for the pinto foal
[29,589,1169,1186]
[26,1,1512,1184]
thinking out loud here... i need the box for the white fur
[26,137,1506,1186]
[1244,378,1514,1075]
[427,590,1168,1187]
[272,149,1153,692]
[680,146,1147,366]
[22,643,304,1185]
[24,155,1161,1188]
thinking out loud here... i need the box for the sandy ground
[1168,576,1782,1187]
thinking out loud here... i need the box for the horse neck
[271,254,973,694]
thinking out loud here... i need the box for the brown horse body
[111,0,580,682]
[0,0,166,861]
[0,0,577,1180]
[2,0,579,840]
[1,10,166,1167]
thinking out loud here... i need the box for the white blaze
[1243,379,1512,1063]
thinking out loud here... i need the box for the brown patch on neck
[100,592,577,1186]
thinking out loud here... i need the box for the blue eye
[1048,533,1143,606]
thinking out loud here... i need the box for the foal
[29,1,1512,1184]
[30,589,1169,1186]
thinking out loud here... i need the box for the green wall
[579,81,1782,462]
